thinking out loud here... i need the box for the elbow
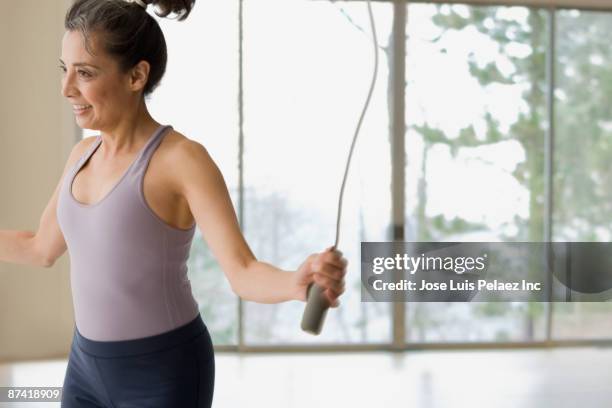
[38,246,66,268]
[228,263,251,299]
[39,249,57,268]
[41,255,55,268]
[225,256,256,299]
[29,234,57,268]
[229,275,243,298]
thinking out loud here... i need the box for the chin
[76,116,94,127]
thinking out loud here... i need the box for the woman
[0,0,347,406]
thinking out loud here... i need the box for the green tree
[420,6,612,339]
[416,5,549,340]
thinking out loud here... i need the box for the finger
[314,264,344,283]
[326,265,347,282]
[314,273,345,295]
[313,259,344,274]
[321,253,347,269]
[314,273,338,293]
[336,262,348,277]
[323,246,343,257]
[326,290,340,307]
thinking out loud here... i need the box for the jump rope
[301,0,379,335]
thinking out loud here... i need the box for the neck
[99,99,162,158]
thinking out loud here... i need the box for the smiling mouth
[73,105,92,114]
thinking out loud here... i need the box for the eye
[58,65,66,74]
[78,70,92,78]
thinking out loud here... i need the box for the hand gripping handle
[300,282,329,335]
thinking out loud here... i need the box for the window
[79,0,612,348]
[404,4,548,342]
[552,9,612,339]
[242,0,393,344]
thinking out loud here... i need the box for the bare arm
[176,140,303,303]
[175,138,347,306]
[0,136,96,268]
[0,230,42,267]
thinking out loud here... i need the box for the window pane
[552,9,612,340]
[155,1,241,346]
[81,1,240,345]
[404,4,548,342]
[243,0,393,344]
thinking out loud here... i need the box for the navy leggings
[61,313,215,408]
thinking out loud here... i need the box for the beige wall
[0,0,78,363]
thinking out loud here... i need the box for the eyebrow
[59,59,100,69]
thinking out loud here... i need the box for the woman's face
[60,30,137,130]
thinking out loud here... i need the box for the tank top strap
[74,135,103,171]
[132,125,174,171]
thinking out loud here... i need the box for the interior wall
[0,0,78,363]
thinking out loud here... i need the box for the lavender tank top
[56,125,200,341]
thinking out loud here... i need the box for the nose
[61,69,78,98]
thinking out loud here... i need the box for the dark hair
[64,0,195,98]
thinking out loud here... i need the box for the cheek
[82,76,128,113]
[90,84,123,109]
[83,88,108,111]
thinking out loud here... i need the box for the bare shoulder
[75,135,98,155]
[162,130,223,192]
[63,135,99,168]
[164,130,217,170]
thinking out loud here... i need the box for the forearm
[232,260,300,304]
[0,230,44,267]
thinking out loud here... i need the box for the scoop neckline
[69,126,165,208]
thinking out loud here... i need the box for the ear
[128,60,150,93]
